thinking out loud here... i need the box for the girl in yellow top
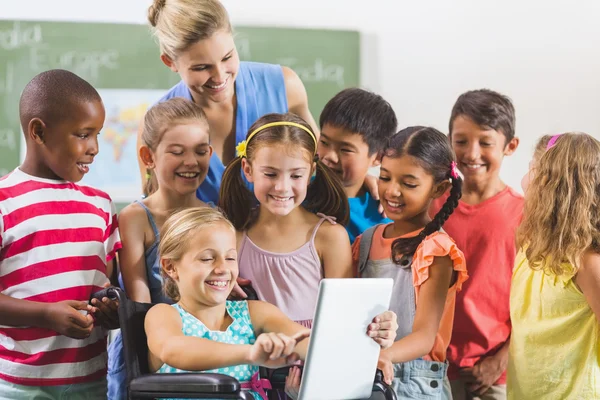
[508,132,600,399]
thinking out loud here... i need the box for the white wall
[3,0,600,192]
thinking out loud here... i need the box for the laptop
[298,278,394,400]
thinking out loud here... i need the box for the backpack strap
[358,225,379,275]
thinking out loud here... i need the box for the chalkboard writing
[0,20,359,202]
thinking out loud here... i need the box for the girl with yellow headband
[220,113,399,396]
[220,112,352,329]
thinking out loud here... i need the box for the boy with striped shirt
[0,69,121,398]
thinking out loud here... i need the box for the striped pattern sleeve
[0,169,118,386]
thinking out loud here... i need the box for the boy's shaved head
[19,69,102,135]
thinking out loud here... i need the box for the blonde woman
[137,0,317,204]
[509,133,600,399]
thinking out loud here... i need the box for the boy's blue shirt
[346,190,391,244]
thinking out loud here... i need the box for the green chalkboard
[0,20,360,179]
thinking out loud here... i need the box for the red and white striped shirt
[0,168,121,386]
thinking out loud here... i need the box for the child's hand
[367,311,398,349]
[460,354,505,396]
[229,277,252,300]
[284,366,302,400]
[89,283,119,330]
[247,330,310,369]
[377,350,394,385]
[90,293,119,330]
[43,300,95,339]
[362,175,387,218]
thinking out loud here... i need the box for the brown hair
[142,97,209,196]
[148,0,232,60]
[219,113,349,230]
[449,89,516,143]
[159,206,235,302]
[517,132,600,276]
[531,134,554,164]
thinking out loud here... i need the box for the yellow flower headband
[235,121,318,158]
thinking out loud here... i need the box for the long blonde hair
[148,0,232,59]
[159,207,235,302]
[142,98,209,196]
[517,132,600,276]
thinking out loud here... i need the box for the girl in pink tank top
[219,113,352,327]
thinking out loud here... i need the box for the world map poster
[80,89,164,202]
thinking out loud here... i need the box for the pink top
[238,214,336,326]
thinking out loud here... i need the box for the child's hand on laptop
[367,311,398,349]
[284,366,302,400]
[247,330,310,369]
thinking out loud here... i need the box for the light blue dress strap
[134,200,159,238]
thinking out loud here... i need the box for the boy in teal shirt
[317,88,397,243]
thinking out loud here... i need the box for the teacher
[137,0,317,204]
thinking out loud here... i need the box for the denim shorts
[392,358,450,399]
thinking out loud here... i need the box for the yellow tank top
[508,249,600,399]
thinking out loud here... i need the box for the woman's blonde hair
[517,132,600,276]
[148,0,232,60]
[159,207,235,302]
[142,97,209,196]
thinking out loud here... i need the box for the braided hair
[385,127,463,264]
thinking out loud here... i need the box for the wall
[3,0,600,192]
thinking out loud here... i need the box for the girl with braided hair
[352,126,468,399]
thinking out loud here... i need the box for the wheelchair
[95,287,396,399]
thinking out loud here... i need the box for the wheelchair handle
[242,285,258,300]
[374,369,396,400]
[89,286,119,304]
